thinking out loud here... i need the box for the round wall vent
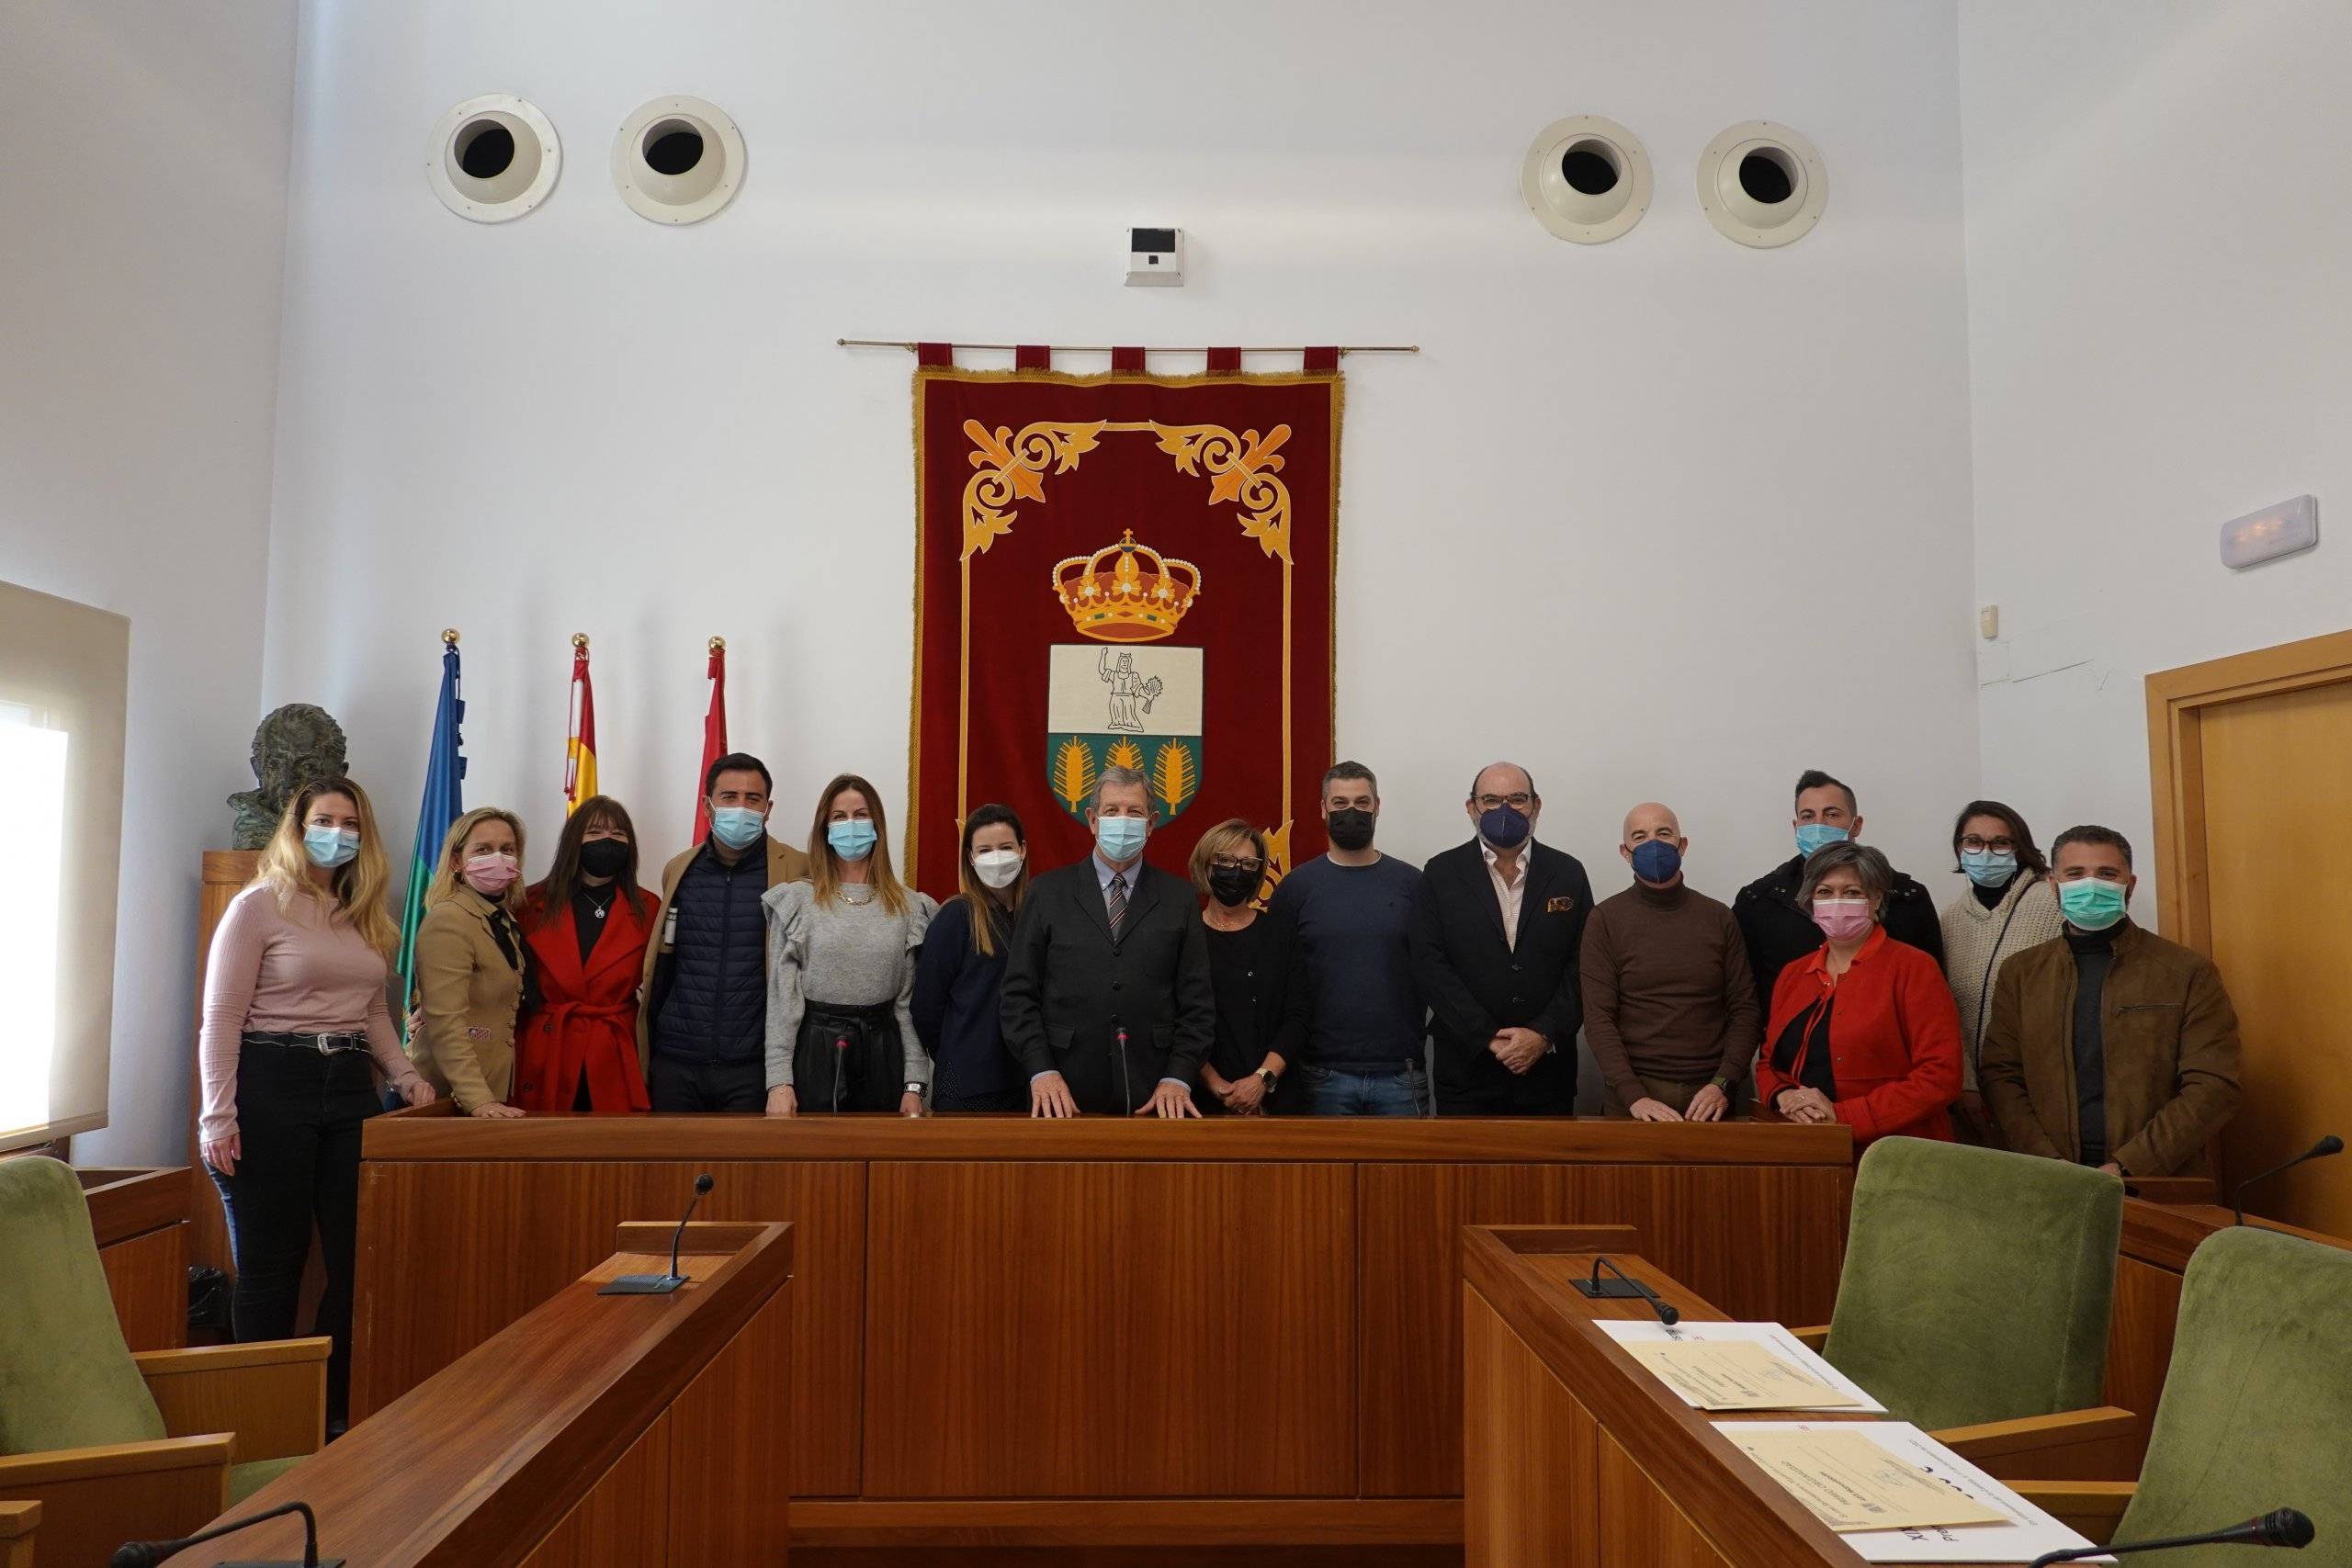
[425,95,560,223]
[613,96,745,225]
[1695,121,1827,248]
[1519,115,1652,244]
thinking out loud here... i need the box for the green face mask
[2058,877,2128,931]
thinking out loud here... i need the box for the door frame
[2145,626,2352,952]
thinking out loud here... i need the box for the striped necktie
[1107,872,1128,938]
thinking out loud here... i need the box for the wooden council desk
[355,1109,1850,1557]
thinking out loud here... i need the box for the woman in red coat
[1757,840,1962,1151]
[514,795,656,1112]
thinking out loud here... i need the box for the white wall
[264,0,1983,931]
[0,1,301,1162]
[1962,0,2352,902]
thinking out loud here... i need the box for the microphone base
[1570,1279,1652,1300]
[598,1273,687,1295]
[217,1560,345,1566]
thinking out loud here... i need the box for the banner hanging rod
[836,338,1419,355]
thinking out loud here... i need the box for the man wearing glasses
[1407,761,1593,1115]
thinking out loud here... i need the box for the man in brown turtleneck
[1580,803,1761,1121]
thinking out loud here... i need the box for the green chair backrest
[2117,1224,2351,1563]
[1822,1137,2121,1430]
[0,1156,167,1453]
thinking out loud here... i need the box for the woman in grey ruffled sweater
[763,773,934,1115]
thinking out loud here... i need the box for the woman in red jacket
[1757,840,1962,1150]
[514,795,656,1112]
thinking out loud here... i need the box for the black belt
[243,1029,369,1055]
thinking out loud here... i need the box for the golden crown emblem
[1051,529,1202,642]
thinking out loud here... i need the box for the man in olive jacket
[1977,824,2241,1178]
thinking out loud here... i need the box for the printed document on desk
[1597,1320,1886,1413]
[1713,1421,2114,1563]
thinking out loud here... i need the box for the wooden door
[2149,632,2352,1234]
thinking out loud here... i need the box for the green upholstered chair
[1796,1137,2136,1472]
[0,1156,327,1567]
[2020,1225,2352,1561]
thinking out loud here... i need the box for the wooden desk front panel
[864,1161,1355,1497]
[1361,1163,1849,1497]
[353,1158,862,1496]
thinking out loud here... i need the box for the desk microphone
[112,1499,342,1566]
[2233,1135,2341,1225]
[1114,1025,1133,1114]
[1572,1256,1679,1325]
[832,1035,848,1115]
[2028,1506,2313,1564]
[600,1173,714,1295]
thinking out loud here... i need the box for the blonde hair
[808,773,910,917]
[424,807,528,913]
[250,776,400,956]
[1187,817,1268,897]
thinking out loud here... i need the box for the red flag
[694,638,729,843]
[563,637,596,814]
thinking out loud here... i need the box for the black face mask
[1327,807,1375,851]
[579,839,630,879]
[1207,866,1261,907]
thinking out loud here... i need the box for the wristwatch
[1709,1076,1732,1092]
[903,1081,925,1096]
[1256,1067,1279,1089]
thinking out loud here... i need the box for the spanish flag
[565,635,597,814]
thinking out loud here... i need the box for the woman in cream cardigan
[1938,799,2064,1145]
[412,807,533,1117]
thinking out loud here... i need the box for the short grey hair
[1795,840,1893,908]
[1322,760,1378,798]
[1091,765,1151,814]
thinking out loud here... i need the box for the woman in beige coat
[412,807,531,1117]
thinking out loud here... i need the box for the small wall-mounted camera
[1125,227,1183,287]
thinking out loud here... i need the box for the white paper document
[1713,1421,2115,1563]
[1596,1319,1888,1413]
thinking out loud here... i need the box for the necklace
[582,886,616,920]
[840,883,875,906]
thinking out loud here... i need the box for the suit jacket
[411,886,526,1113]
[1977,921,2242,1177]
[636,834,812,1073]
[1408,839,1593,1108]
[1000,857,1215,1113]
[514,886,656,1112]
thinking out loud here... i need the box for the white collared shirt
[1480,838,1533,951]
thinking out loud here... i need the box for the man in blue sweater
[1265,761,1429,1114]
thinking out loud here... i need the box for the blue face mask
[1478,803,1532,851]
[827,819,877,862]
[1630,839,1682,885]
[2058,877,2128,931]
[709,806,765,851]
[303,825,360,868]
[1094,814,1148,863]
[1794,822,1849,858]
[1961,849,2018,889]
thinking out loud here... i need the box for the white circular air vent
[425,95,560,223]
[1519,115,1652,244]
[1696,121,1827,248]
[612,96,745,225]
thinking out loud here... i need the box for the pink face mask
[463,852,520,897]
[1812,898,1873,942]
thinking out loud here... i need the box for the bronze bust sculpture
[227,704,350,849]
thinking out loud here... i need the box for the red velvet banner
[908,367,1342,897]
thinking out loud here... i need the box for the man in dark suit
[1408,761,1594,1115]
[1001,766,1214,1117]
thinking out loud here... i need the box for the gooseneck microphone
[2233,1136,2342,1225]
[2028,1506,2313,1564]
[1114,1024,1133,1115]
[600,1173,715,1295]
[112,1499,341,1567]
[1572,1256,1679,1325]
[832,1035,848,1115]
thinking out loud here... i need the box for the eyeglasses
[1475,794,1534,812]
[1959,836,2017,854]
[1210,855,1264,874]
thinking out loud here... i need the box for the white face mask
[971,848,1023,889]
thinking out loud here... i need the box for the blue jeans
[1295,1062,1428,1116]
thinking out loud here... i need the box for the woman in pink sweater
[198,776,435,1429]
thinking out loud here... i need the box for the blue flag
[396,640,466,1032]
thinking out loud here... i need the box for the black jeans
[648,1052,766,1111]
[205,1042,379,1425]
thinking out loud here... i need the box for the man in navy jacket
[1408,761,1592,1115]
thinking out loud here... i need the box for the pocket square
[1544,895,1576,913]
